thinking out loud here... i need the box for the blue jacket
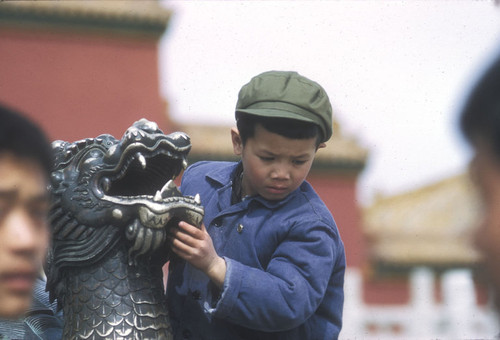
[167,161,345,339]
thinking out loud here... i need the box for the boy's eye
[259,156,274,162]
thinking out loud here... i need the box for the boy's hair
[236,113,323,147]
[460,52,500,158]
[235,71,333,143]
[0,103,53,176]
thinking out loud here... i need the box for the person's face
[231,124,322,201]
[0,153,50,319]
[471,140,500,309]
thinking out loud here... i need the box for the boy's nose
[271,164,290,180]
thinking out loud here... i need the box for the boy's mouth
[267,186,288,195]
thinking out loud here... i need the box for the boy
[0,103,62,339]
[168,71,345,339]
[460,51,500,317]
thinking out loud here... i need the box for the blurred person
[0,103,62,339]
[460,51,500,315]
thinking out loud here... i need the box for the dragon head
[49,119,204,267]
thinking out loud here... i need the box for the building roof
[0,1,170,37]
[177,120,368,172]
[363,173,482,268]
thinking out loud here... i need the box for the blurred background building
[352,174,496,338]
[0,1,497,338]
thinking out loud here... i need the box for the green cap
[235,71,333,142]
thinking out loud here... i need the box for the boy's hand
[169,221,226,288]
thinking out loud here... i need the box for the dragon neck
[60,243,172,340]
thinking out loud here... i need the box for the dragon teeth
[136,153,147,170]
[167,180,177,189]
[160,180,181,198]
[160,180,171,194]
[154,190,162,202]
[194,193,201,204]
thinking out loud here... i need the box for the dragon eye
[100,177,111,194]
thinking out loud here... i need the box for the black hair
[460,52,500,158]
[236,113,323,147]
[0,103,53,176]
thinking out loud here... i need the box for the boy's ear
[231,127,243,156]
[317,142,326,150]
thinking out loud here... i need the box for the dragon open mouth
[98,126,192,205]
[98,130,203,222]
[104,150,185,198]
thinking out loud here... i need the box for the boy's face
[471,140,500,309]
[0,153,50,319]
[231,124,322,201]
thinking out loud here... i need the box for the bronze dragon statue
[46,119,204,340]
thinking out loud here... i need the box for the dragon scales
[45,119,204,340]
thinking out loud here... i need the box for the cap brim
[236,108,317,125]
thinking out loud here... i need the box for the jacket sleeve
[210,220,341,332]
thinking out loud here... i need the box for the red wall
[0,28,168,143]
[308,172,366,268]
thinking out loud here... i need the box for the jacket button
[192,290,201,300]
[237,224,244,233]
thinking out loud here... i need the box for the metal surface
[46,119,204,339]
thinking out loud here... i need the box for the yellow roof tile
[363,173,482,265]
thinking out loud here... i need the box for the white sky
[158,1,500,204]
